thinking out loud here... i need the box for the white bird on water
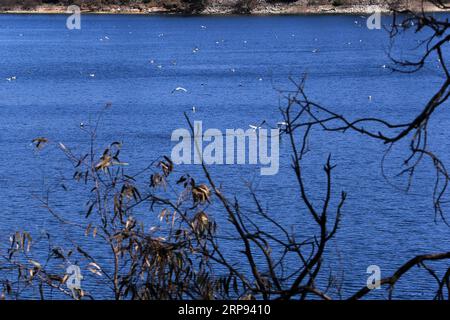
[172,87,188,93]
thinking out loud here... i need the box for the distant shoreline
[0,3,446,16]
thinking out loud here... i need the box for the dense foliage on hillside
[0,0,209,13]
[0,0,415,10]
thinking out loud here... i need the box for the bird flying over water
[172,87,187,93]
[249,120,266,131]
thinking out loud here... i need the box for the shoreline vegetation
[0,1,446,16]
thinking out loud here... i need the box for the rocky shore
[0,1,445,15]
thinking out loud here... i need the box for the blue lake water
[0,14,449,299]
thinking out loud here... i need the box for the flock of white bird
[157,22,385,123]
[6,21,398,127]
